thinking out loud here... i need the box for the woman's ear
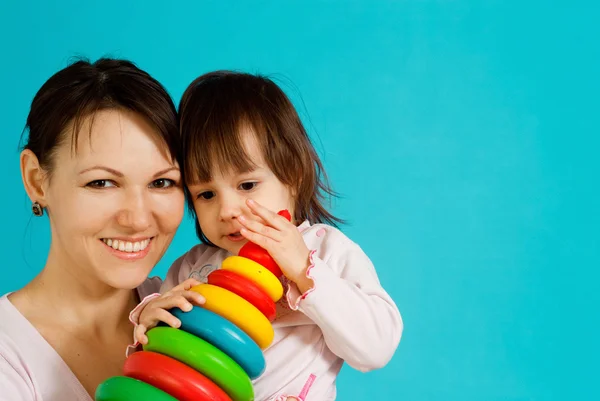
[20,149,48,206]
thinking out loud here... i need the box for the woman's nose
[117,190,152,232]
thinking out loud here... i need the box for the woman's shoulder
[0,294,91,400]
[0,293,50,358]
[0,294,29,342]
[0,294,56,398]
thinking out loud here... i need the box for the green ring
[143,326,254,401]
[95,376,177,401]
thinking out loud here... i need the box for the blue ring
[168,306,266,379]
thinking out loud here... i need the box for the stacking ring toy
[95,221,296,401]
[238,242,282,278]
[208,269,277,321]
[143,327,253,401]
[190,283,274,349]
[221,256,284,301]
[170,305,266,379]
[123,351,232,401]
[95,376,177,401]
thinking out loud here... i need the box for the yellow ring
[221,256,284,302]
[191,283,274,349]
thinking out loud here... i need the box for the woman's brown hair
[179,70,343,244]
[21,57,180,176]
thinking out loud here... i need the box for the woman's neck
[10,250,139,335]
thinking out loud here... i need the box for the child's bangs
[183,110,262,184]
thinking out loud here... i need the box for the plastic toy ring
[208,269,277,322]
[170,305,266,379]
[190,283,274,349]
[95,376,178,401]
[221,256,283,302]
[123,351,232,401]
[143,327,254,401]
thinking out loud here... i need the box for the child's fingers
[240,227,273,250]
[134,324,149,345]
[151,308,182,329]
[158,293,202,313]
[139,305,180,328]
[170,278,201,292]
[163,291,205,311]
[152,293,193,312]
[246,199,287,230]
[238,215,282,241]
[182,290,206,306]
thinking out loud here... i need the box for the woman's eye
[198,191,215,200]
[87,180,115,188]
[239,182,257,191]
[150,179,175,189]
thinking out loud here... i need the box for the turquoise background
[1,1,598,399]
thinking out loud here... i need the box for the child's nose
[218,194,243,221]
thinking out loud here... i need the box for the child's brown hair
[179,70,343,244]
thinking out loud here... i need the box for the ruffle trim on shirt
[125,292,161,357]
[286,249,318,311]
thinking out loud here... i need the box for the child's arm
[127,244,216,352]
[238,201,403,372]
[286,230,403,372]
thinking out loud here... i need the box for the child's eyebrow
[236,168,258,175]
[187,180,212,187]
[235,162,259,172]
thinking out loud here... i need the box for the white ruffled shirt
[130,221,403,401]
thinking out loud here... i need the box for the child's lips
[226,232,246,242]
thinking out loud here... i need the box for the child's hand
[238,199,311,287]
[134,278,205,345]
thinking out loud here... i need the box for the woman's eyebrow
[153,167,179,178]
[78,166,123,176]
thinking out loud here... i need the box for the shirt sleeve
[0,354,35,401]
[286,229,403,372]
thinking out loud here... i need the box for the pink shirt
[0,278,161,401]
[131,221,403,401]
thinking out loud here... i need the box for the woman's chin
[101,268,155,291]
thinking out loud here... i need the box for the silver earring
[32,202,44,217]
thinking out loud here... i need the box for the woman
[0,58,200,400]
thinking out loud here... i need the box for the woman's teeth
[102,238,150,253]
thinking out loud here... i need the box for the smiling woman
[28,107,184,290]
[0,58,184,401]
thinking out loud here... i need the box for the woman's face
[39,109,184,290]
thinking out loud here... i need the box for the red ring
[207,269,277,321]
[238,242,283,278]
[123,351,232,401]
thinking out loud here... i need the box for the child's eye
[150,179,176,189]
[239,182,258,191]
[197,191,215,200]
[86,180,116,188]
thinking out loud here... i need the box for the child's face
[187,134,295,255]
